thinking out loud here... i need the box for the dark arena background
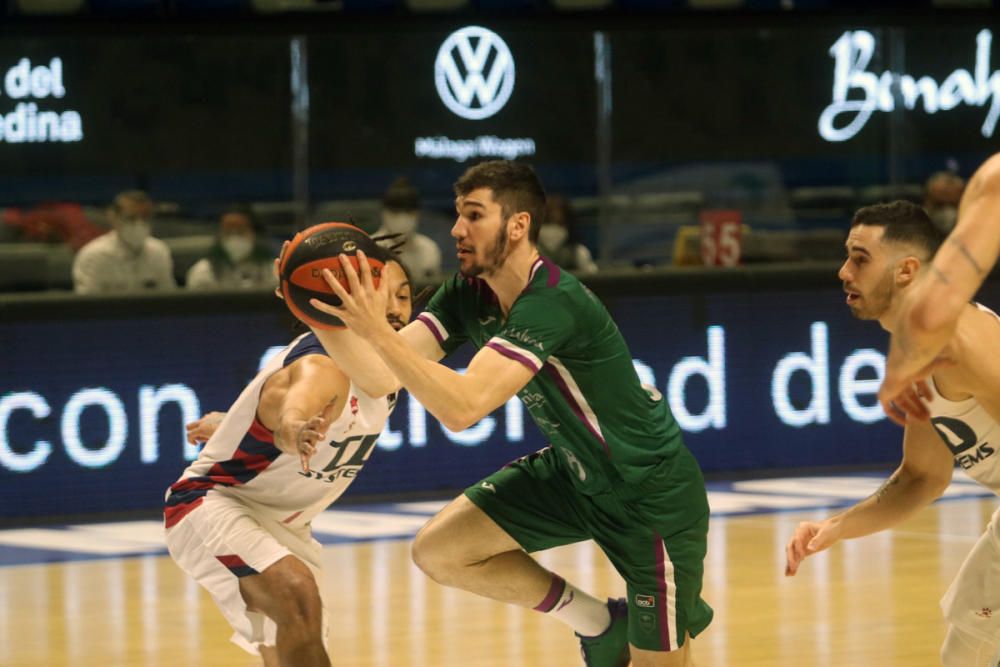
[1,2,998,666]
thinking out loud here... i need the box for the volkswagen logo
[435,26,515,121]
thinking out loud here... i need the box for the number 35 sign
[699,209,743,267]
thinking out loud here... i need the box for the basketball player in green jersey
[310,161,712,667]
[879,152,1000,422]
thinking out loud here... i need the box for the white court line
[392,501,450,514]
[310,511,431,538]
[0,529,163,555]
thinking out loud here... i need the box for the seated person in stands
[372,176,441,279]
[539,194,598,274]
[73,190,175,294]
[923,170,965,233]
[186,205,276,290]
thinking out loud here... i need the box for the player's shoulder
[521,256,588,304]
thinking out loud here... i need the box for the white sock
[533,574,611,637]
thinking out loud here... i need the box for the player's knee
[267,568,323,627]
[411,524,459,584]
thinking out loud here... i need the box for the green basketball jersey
[417,256,686,495]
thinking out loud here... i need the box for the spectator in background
[539,194,598,274]
[2,202,103,251]
[72,190,175,294]
[373,176,441,279]
[186,205,276,290]
[923,170,965,233]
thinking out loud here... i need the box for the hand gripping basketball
[278,222,388,330]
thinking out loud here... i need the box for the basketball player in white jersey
[879,152,1000,420]
[784,201,1000,666]
[164,258,413,667]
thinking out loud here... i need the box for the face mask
[222,235,254,263]
[117,220,151,251]
[382,211,418,236]
[928,205,958,232]
[538,224,568,250]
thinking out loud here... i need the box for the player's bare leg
[258,645,280,667]
[412,494,613,637]
[631,636,694,667]
[238,555,328,667]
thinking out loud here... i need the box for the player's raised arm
[785,417,954,576]
[880,153,1000,414]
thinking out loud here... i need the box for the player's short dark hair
[851,200,946,260]
[454,160,546,244]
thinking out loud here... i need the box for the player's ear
[896,255,922,287]
[510,212,530,242]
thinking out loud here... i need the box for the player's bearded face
[462,217,511,278]
[849,268,895,320]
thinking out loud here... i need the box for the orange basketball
[278,222,386,330]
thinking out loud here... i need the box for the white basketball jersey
[925,303,1000,496]
[165,332,395,529]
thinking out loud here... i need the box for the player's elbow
[441,412,475,433]
[439,402,485,433]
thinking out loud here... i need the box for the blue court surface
[0,473,991,568]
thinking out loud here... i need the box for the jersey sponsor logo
[520,391,546,410]
[635,594,656,608]
[957,443,995,470]
[931,417,978,455]
[299,433,379,484]
[638,611,656,634]
[534,416,561,431]
[480,481,496,493]
[931,417,995,469]
[478,315,497,326]
[503,327,544,351]
[561,449,587,482]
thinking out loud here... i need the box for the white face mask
[382,211,418,236]
[221,235,254,263]
[538,224,568,251]
[117,220,151,251]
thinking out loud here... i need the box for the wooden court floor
[0,496,993,667]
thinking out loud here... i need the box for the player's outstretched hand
[185,411,226,445]
[785,518,842,576]
[878,357,953,427]
[276,401,339,473]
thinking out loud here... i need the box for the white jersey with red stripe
[165,332,395,530]
[925,303,1000,497]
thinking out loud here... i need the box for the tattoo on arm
[948,237,985,276]
[874,472,901,504]
[930,264,952,285]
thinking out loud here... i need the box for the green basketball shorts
[464,445,713,652]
